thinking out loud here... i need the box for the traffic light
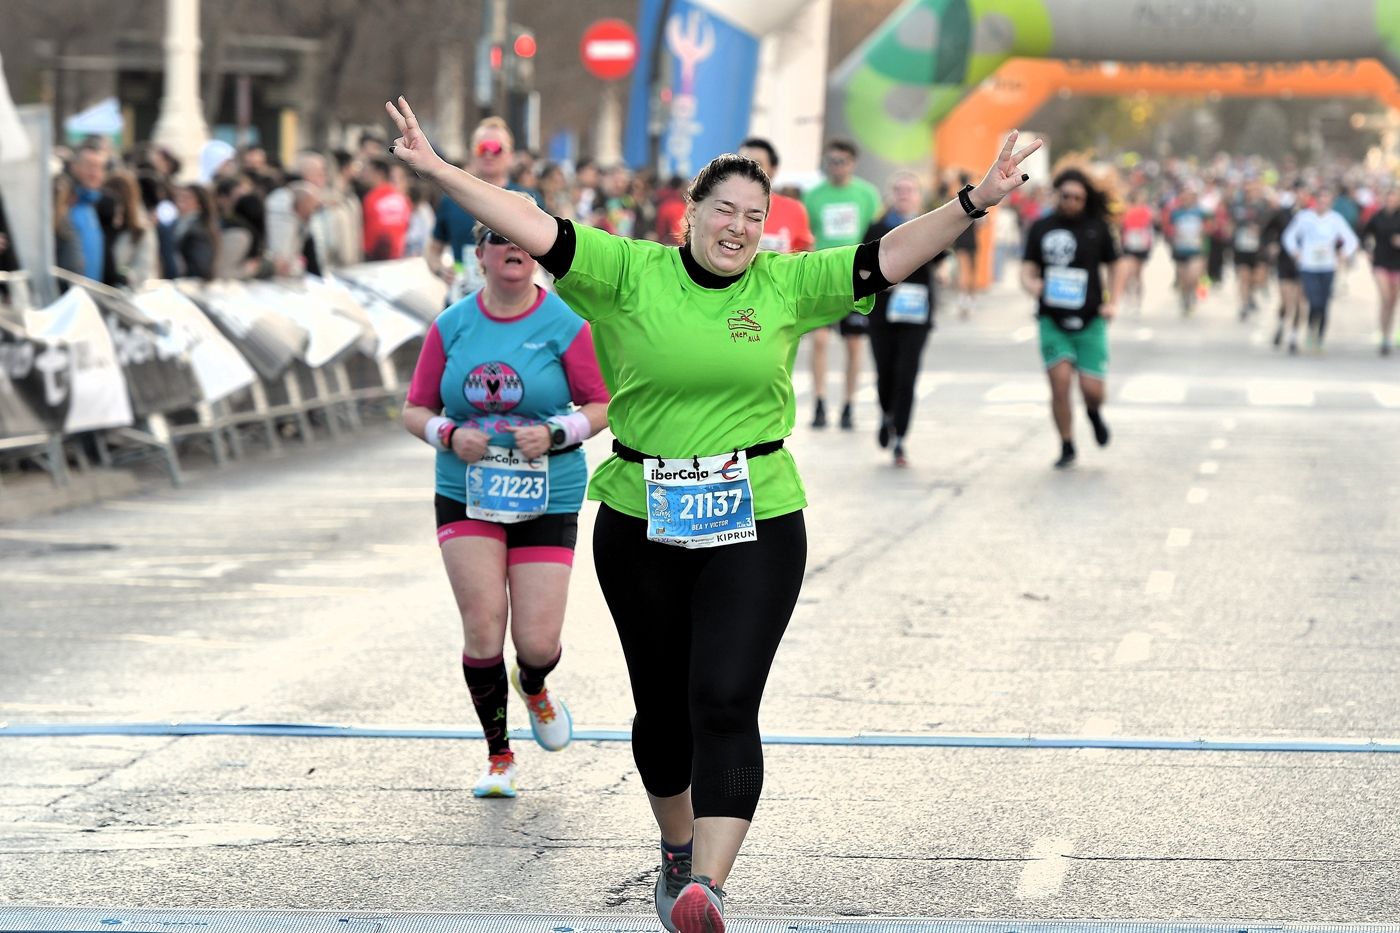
[509,25,536,86]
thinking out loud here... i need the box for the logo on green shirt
[727,308,761,343]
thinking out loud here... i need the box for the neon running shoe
[472,751,517,798]
[670,876,725,933]
[510,665,573,751]
[654,844,693,932]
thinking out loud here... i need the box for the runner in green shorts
[1039,316,1108,380]
[1022,168,1127,469]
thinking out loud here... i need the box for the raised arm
[878,131,1042,285]
[385,97,558,256]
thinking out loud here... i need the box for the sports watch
[548,422,567,449]
[957,184,988,218]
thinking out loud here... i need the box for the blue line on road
[2,721,1400,753]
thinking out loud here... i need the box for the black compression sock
[517,647,561,696]
[462,653,511,755]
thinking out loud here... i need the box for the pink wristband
[555,410,593,447]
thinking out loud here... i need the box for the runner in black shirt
[1021,168,1127,469]
[1362,187,1400,356]
[1263,183,1304,353]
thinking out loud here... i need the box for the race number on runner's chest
[820,203,860,240]
[644,451,756,549]
[886,283,930,325]
[1044,266,1089,310]
[466,445,548,523]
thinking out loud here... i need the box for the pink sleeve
[406,322,447,409]
[561,323,610,406]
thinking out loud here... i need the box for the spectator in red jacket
[361,155,412,260]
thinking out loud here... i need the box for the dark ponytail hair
[1052,167,1108,220]
[682,153,771,243]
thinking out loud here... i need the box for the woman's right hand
[385,97,447,180]
[451,427,492,464]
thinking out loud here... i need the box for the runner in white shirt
[1282,188,1360,351]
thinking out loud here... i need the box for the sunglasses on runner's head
[476,139,505,156]
[481,230,511,245]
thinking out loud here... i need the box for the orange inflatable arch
[940,59,1400,287]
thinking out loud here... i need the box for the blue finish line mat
[0,908,1393,933]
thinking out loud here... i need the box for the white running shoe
[472,751,517,798]
[511,665,573,751]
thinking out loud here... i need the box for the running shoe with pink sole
[669,876,725,933]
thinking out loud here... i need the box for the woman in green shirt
[386,96,1039,933]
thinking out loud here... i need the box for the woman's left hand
[507,424,551,460]
[971,131,1044,211]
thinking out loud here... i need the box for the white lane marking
[1011,324,1038,343]
[1186,487,1210,505]
[1119,375,1186,404]
[0,572,203,589]
[1198,460,1219,476]
[1017,837,1075,899]
[981,403,1043,418]
[915,373,954,401]
[985,382,1048,402]
[1080,716,1120,759]
[1145,571,1176,597]
[120,553,315,565]
[1113,631,1154,664]
[1246,380,1314,407]
[1165,528,1193,548]
[274,562,392,579]
[1373,384,1400,408]
[0,530,95,543]
[99,501,374,519]
[1222,418,1237,431]
[1133,327,1154,341]
[248,582,378,596]
[1209,438,1228,451]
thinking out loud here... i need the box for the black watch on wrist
[957,184,988,218]
[548,424,566,449]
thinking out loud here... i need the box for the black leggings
[592,503,807,821]
[869,321,930,439]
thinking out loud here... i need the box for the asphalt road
[2,253,1399,926]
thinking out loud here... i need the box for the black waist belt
[548,443,581,457]
[611,438,784,466]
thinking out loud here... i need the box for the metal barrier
[0,266,431,503]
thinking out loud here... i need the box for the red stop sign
[580,19,638,81]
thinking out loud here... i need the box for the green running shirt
[803,178,883,251]
[555,223,874,520]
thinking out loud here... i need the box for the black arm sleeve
[533,216,577,279]
[852,237,895,301]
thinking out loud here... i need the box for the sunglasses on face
[475,139,505,156]
[1057,190,1085,201]
[481,230,512,246]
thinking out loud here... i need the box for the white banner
[336,259,448,324]
[24,288,134,432]
[326,274,426,362]
[131,285,257,404]
[0,53,33,164]
[243,281,363,369]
